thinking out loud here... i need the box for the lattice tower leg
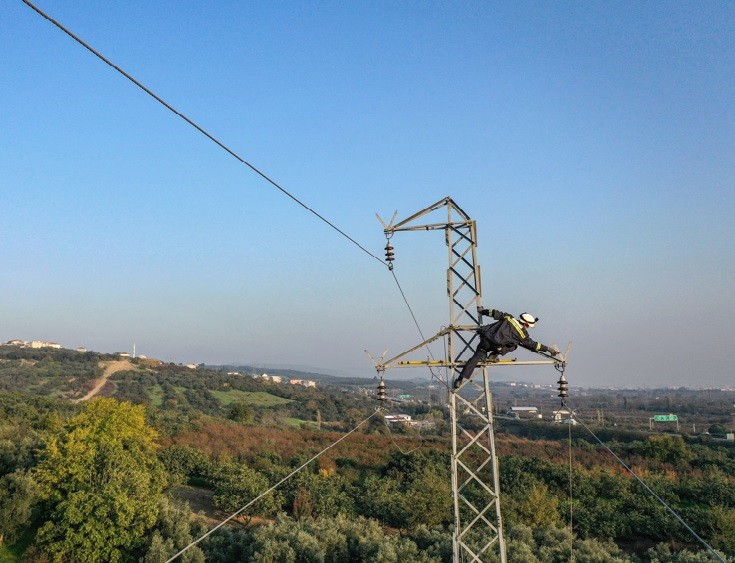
[450,367,507,562]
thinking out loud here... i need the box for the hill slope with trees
[0,346,733,561]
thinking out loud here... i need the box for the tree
[647,542,731,562]
[159,444,211,485]
[0,469,39,546]
[208,459,282,518]
[359,451,451,528]
[503,523,631,563]
[286,470,356,519]
[142,496,206,563]
[242,514,441,562]
[227,401,254,424]
[511,482,562,528]
[708,505,735,555]
[33,398,167,562]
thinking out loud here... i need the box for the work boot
[488,354,499,363]
[452,377,463,391]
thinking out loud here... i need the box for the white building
[28,340,62,349]
[384,414,412,426]
[507,406,542,419]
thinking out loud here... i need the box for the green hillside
[0,345,733,562]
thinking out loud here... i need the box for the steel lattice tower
[375,197,557,562]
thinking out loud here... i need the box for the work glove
[477,306,490,316]
[547,346,560,356]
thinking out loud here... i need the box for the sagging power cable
[23,0,436,368]
[21,0,385,267]
[23,0,444,399]
[569,409,726,563]
[165,408,381,562]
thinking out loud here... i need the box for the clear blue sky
[2,1,733,388]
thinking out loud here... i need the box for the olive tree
[33,398,167,562]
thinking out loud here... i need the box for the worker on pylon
[453,307,560,390]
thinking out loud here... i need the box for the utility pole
[373,197,558,562]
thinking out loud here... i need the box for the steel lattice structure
[375,197,557,562]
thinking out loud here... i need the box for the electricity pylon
[374,197,557,562]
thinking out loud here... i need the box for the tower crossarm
[376,327,452,370]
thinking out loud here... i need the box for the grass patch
[286,417,313,428]
[210,389,293,407]
[148,384,164,407]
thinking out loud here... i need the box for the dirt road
[74,359,134,402]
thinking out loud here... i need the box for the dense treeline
[0,349,734,561]
[0,346,109,398]
[110,363,380,430]
[2,391,731,560]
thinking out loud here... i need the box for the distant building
[270,375,283,384]
[409,420,436,430]
[554,408,577,424]
[384,414,434,429]
[5,339,63,350]
[27,341,62,349]
[384,414,412,426]
[552,408,573,422]
[507,406,542,419]
[288,378,316,387]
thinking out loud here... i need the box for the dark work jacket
[478,309,547,354]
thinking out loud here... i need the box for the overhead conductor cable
[21,0,384,267]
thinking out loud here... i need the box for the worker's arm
[521,339,560,355]
[478,307,505,321]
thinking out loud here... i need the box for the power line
[165,408,381,562]
[21,0,385,267]
[570,410,727,563]
[389,268,451,394]
[22,0,439,365]
[22,0,444,354]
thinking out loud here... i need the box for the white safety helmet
[519,313,538,327]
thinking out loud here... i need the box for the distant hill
[206,363,436,390]
[206,363,342,382]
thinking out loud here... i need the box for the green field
[148,384,164,407]
[209,389,293,407]
[286,417,313,428]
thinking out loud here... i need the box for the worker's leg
[459,347,487,380]
[453,345,489,390]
